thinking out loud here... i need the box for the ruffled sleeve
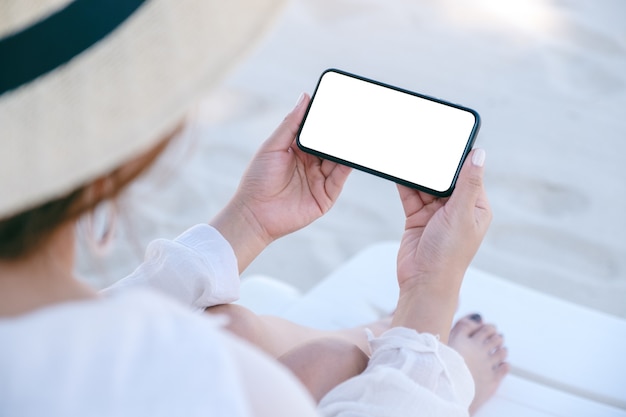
[317,327,474,417]
[103,224,239,311]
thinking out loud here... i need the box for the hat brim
[0,0,285,218]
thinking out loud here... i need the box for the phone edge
[296,68,482,198]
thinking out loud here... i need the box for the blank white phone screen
[298,71,477,193]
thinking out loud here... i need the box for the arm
[392,149,490,341]
[103,224,240,311]
[105,94,351,307]
[319,150,491,416]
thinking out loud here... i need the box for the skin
[392,147,492,343]
[0,223,95,317]
[449,315,510,414]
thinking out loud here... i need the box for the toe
[468,313,483,323]
[450,314,484,338]
[495,361,511,379]
[472,323,498,341]
[491,346,509,364]
[485,333,504,352]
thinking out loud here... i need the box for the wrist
[392,277,462,344]
[397,268,464,298]
[210,199,271,273]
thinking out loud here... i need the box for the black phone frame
[296,68,481,197]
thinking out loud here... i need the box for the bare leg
[207,305,509,412]
[206,303,377,357]
[448,314,510,415]
[206,304,374,402]
[277,338,369,402]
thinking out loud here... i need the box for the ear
[77,177,114,212]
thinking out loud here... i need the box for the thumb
[448,148,489,217]
[262,93,310,152]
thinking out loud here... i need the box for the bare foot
[448,314,510,415]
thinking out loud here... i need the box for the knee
[310,338,369,375]
[279,338,369,402]
[205,304,261,343]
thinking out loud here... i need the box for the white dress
[0,224,474,416]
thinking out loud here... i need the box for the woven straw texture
[0,0,285,218]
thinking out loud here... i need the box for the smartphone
[296,69,480,197]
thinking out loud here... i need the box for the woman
[0,0,508,415]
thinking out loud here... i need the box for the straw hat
[0,0,285,219]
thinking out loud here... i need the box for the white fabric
[0,224,474,416]
[319,328,474,416]
[1,290,247,416]
[0,289,319,416]
[103,224,240,311]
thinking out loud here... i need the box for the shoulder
[0,290,250,416]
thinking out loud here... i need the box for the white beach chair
[238,242,626,417]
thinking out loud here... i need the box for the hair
[0,133,175,260]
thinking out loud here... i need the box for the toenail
[469,313,482,323]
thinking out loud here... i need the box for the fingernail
[469,313,482,323]
[295,92,305,108]
[471,148,486,167]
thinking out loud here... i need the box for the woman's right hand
[391,149,492,342]
[210,94,351,274]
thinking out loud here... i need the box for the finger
[262,93,310,152]
[323,163,352,202]
[396,184,437,218]
[397,184,421,217]
[447,148,489,219]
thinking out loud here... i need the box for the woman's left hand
[211,93,351,272]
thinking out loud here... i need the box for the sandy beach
[77,0,626,318]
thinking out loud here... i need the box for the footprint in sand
[544,46,625,97]
[544,15,626,97]
[488,223,620,281]
[487,174,590,217]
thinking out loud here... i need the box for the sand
[77,0,626,318]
